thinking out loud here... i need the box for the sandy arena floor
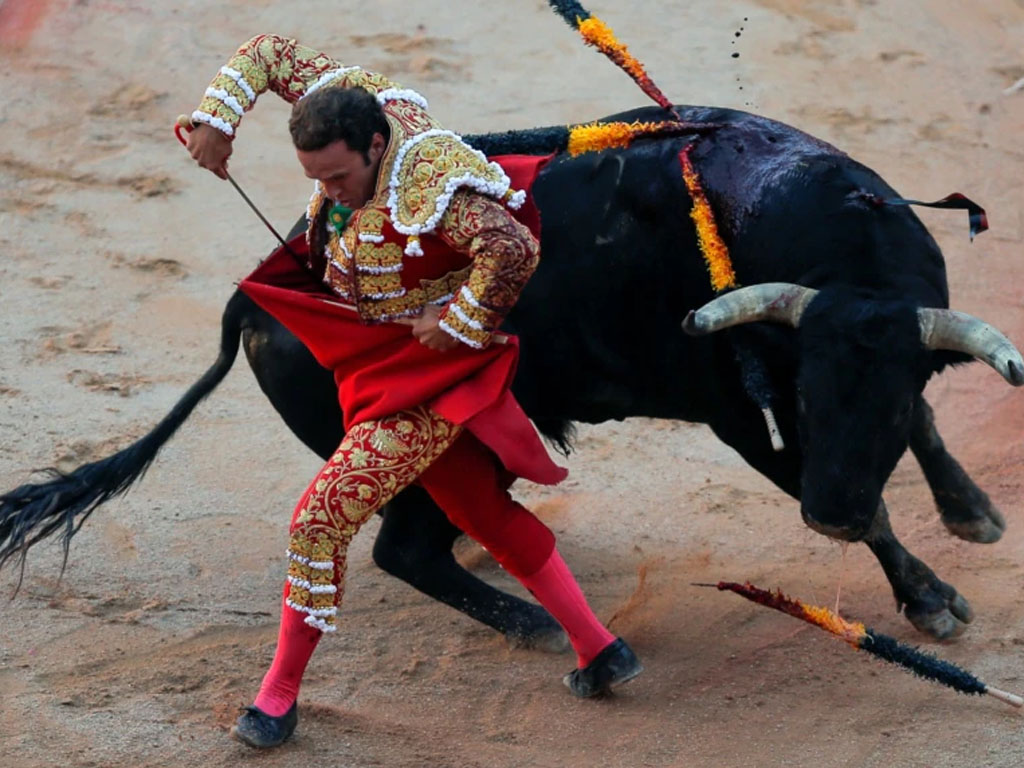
[2,1,1024,766]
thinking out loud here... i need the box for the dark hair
[289,86,390,160]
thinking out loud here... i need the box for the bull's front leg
[909,396,1005,543]
[373,486,568,652]
[864,500,973,640]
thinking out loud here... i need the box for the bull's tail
[0,290,252,588]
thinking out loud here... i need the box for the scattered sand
[2,1,1023,766]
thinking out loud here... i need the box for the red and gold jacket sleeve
[435,191,541,349]
[191,34,398,138]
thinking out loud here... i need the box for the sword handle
[174,114,192,147]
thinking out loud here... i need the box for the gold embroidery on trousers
[284,407,461,631]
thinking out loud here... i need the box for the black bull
[3,105,1022,645]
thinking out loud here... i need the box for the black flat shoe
[230,702,298,748]
[563,638,643,698]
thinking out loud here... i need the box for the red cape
[239,154,565,486]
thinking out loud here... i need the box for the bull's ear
[929,349,975,375]
[682,283,819,336]
[918,308,1024,386]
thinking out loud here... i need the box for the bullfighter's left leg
[416,430,643,697]
[372,486,568,651]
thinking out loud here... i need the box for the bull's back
[498,105,948,425]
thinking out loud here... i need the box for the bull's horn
[682,283,819,336]
[918,308,1024,386]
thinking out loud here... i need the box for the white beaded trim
[204,87,245,116]
[507,189,527,210]
[305,616,336,632]
[404,237,424,257]
[306,182,324,224]
[285,599,338,632]
[219,66,257,103]
[324,275,353,300]
[386,130,513,239]
[190,110,234,137]
[376,87,429,110]
[430,293,454,305]
[335,231,355,261]
[302,66,362,99]
[449,303,484,330]
[378,308,422,321]
[459,285,483,309]
[439,318,484,348]
[363,288,407,300]
[286,548,333,571]
[286,599,336,618]
[287,575,337,595]
[358,233,385,243]
[356,263,403,274]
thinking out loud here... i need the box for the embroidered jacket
[194,34,538,348]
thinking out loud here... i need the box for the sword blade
[225,172,293,252]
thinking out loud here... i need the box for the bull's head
[683,283,1024,541]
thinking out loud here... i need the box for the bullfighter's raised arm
[191,34,402,138]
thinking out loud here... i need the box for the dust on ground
[2,1,1023,766]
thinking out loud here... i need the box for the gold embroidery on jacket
[355,240,404,271]
[355,272,405,300]
[419,266,472,302]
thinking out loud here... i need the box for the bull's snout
[800,483,880,542]
[800,512,873,542]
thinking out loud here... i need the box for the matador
[185,34,642,748]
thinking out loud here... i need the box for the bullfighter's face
[297,132,387,209]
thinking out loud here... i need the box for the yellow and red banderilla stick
[546,0,675,112]
[697,581,1023,710]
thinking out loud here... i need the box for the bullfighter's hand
[187,124,232,179]
[412,305,461,352]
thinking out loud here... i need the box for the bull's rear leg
[373,486,568,652]
[909,396,1004,543]
[864,500,973,639]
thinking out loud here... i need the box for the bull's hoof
[939,492,1006,544]
[903,591,973,640]
[944,516,1004,544]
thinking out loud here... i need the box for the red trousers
[418,426,555,580]
[283,406,554,632]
